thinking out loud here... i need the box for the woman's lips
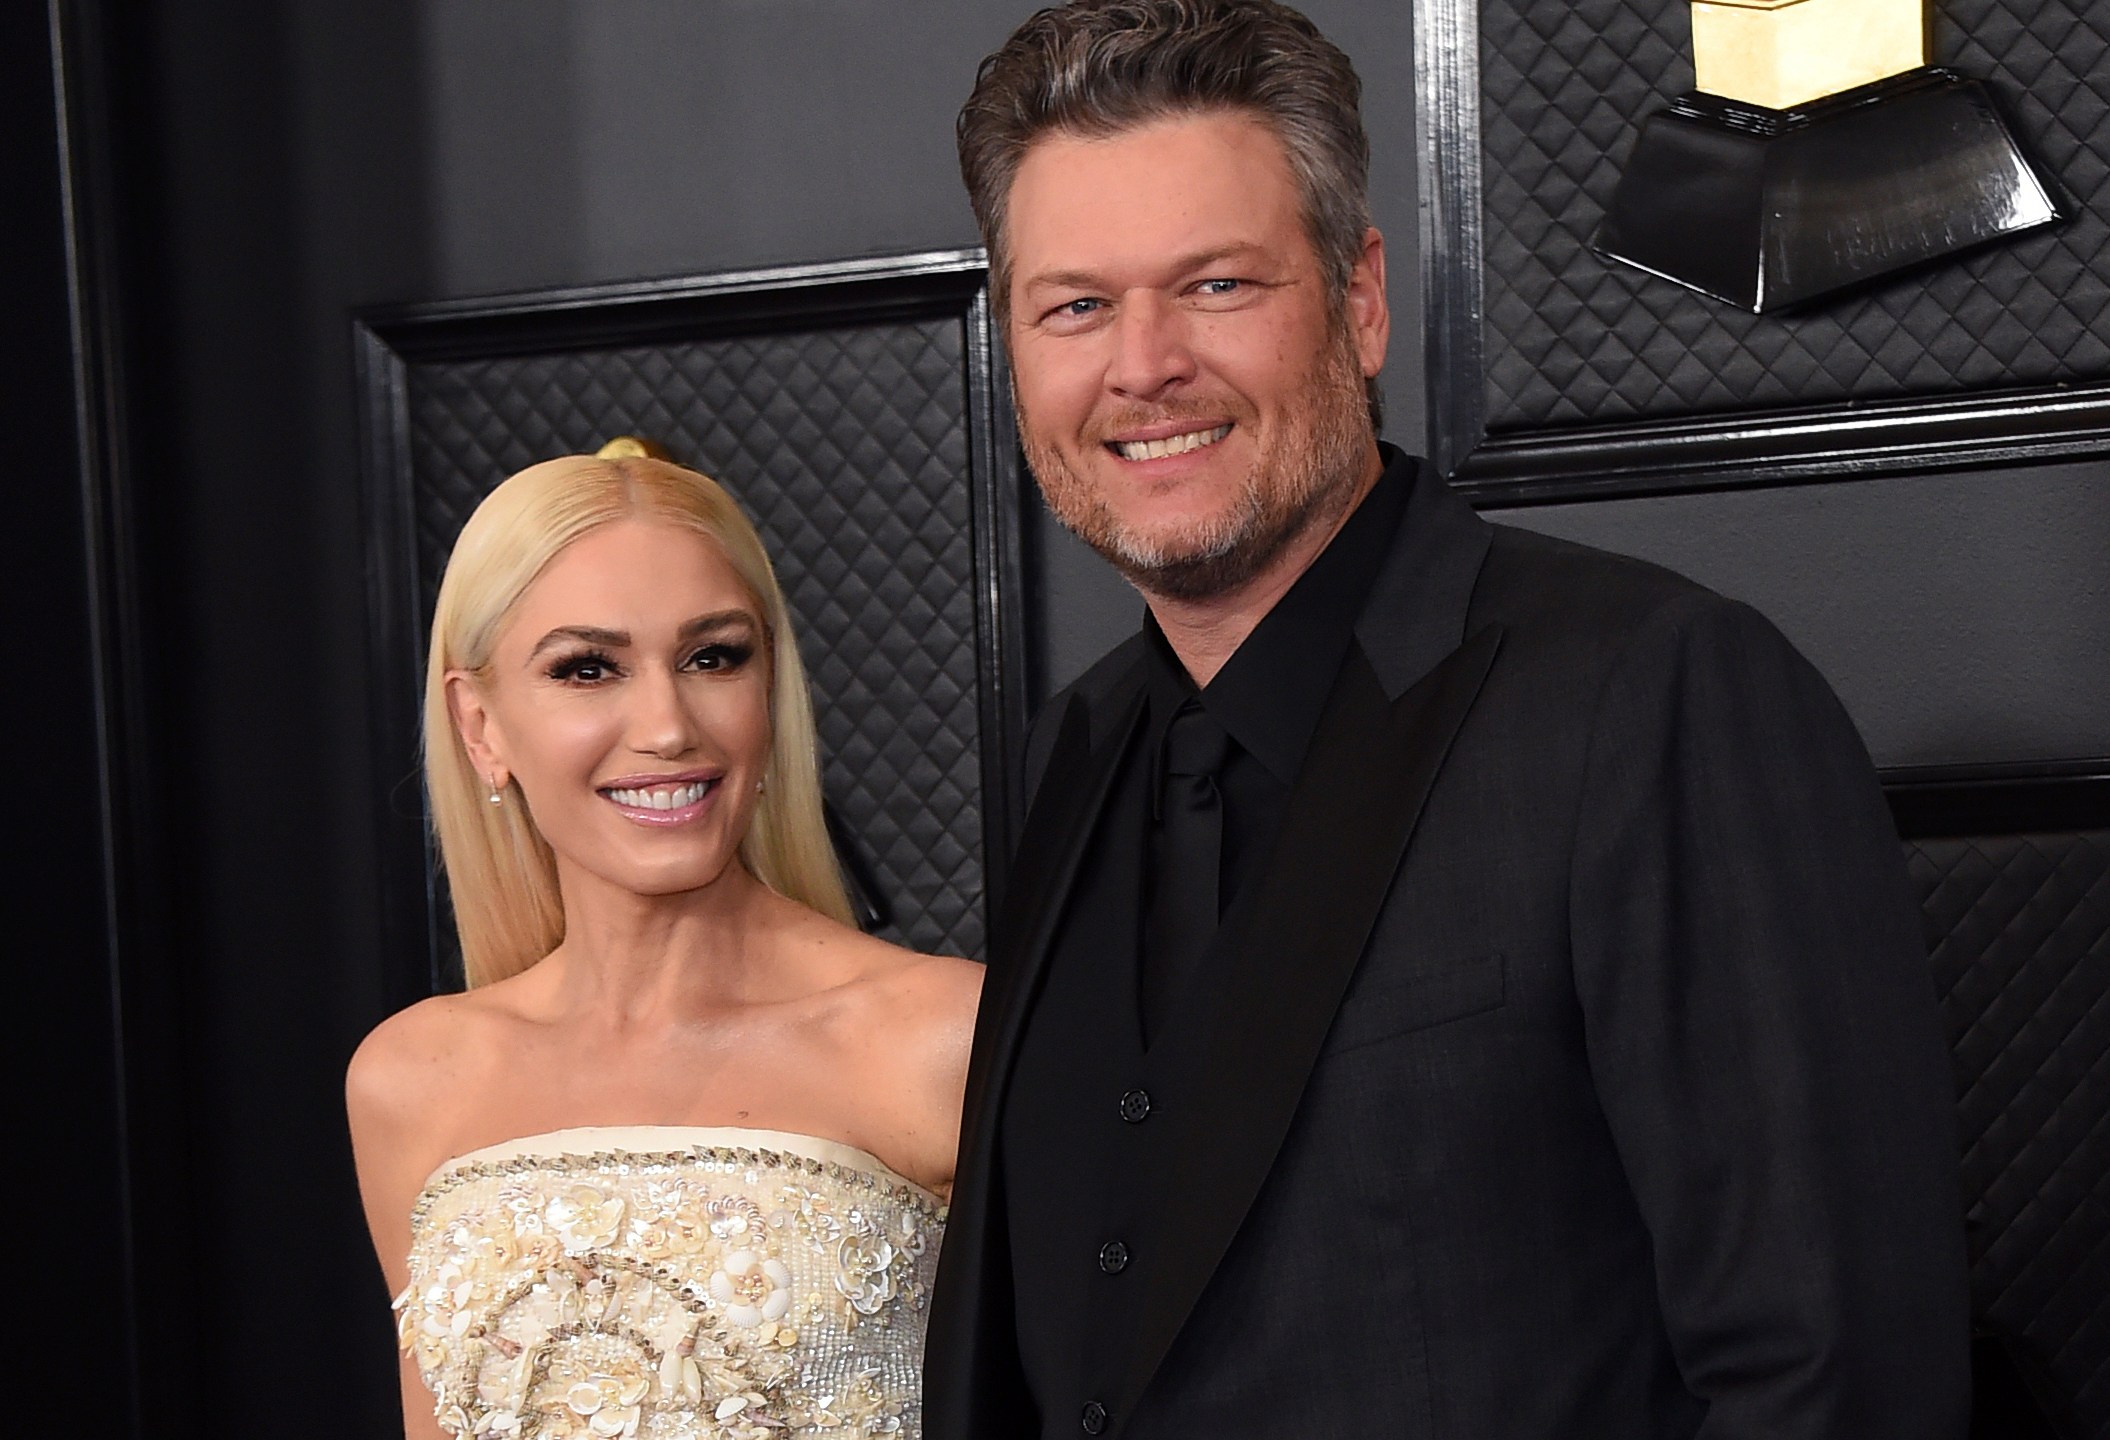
[598,776,721,827]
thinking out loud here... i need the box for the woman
[348,455,980,1440]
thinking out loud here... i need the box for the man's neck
[1145,444,1385,688]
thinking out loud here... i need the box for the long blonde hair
[424,454,852,987]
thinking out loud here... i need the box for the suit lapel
[1113,623,1506,1418]
[978,676,1147,1085]
[926,674,1148,1432]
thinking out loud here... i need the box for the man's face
[1004,110,1388,601]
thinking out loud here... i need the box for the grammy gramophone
[1594,0,2062,311]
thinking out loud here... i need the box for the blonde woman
[348,455,980,1440]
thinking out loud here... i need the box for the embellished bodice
[397,1127,945,1439]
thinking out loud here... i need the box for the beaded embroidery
[398,1129,944,1439]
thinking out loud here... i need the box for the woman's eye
[547,651,618,683]
[687,643,754,673]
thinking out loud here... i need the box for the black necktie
[1142,700,1232,1044]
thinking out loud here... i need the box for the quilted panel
[1475,0,2110,430]
[1910,831,2109,1434]
[400,318,988,959]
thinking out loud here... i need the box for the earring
[756,776,766,795]
[487,776,505,806]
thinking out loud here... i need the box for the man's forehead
[1006,113,1304,281]
[1011,108,1291,187]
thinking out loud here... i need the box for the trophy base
[1592,67,2063,313]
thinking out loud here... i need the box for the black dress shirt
[1139,461,1415,956]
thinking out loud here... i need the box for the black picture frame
[1881,757,2110,840]
[354,249,1025,1001]
[1412,0,2110,505]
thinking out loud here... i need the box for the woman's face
[452,518,774,900]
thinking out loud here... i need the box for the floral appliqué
[399,1136,944,1439]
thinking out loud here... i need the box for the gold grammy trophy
[1593,0,2062,311]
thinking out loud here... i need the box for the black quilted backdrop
[1477,0,2110,431]
[1910,830,2109,1435]
[401,318,990,959]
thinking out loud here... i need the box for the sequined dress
[397,1127,945,1439]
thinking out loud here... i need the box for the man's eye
[1051,297,1103,320]
[1195,278,1241,296]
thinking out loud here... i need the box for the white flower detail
[545,1184,627,1252]
[709,1249,794,1327]
[835,1227,897,1317]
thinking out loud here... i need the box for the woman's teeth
[606,780,714,810]
[1111,424,1231,461]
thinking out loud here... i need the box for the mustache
[1085,397,1251,444]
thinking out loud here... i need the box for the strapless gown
[397,1126,946,1439]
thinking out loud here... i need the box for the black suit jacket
[925,460,1969,1439]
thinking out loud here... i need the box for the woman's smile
[598,771,723,826]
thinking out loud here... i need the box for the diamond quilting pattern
[1908,831,2109,1433]
[402,318,989,959]
[1475,0,2110,430]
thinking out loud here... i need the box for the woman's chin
[561,844,746,902]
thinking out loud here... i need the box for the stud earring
[756,776,766,795]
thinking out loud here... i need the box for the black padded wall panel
[1909,830,2110,1437]
[1475,0,2109,430]
[402,324,988,958]
[357,253,1023,990]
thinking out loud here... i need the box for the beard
[1019,323,1373,603]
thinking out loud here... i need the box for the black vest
[1000,722,1160,1438]
[1000,717,1282,1439]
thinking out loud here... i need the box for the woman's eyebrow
[678,610,759,639]
[525,611,756,659]
[528,624,627,658]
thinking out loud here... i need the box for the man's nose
[1106,294,1197,399]
[627,666,699,757]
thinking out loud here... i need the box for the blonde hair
[425,454,852,987]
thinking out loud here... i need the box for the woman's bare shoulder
[802,916,982,1019]
[883,947,985,1021]
[344,985,526,1152]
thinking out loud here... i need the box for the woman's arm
[346,1001,464,1440]
[885,951,985,1202]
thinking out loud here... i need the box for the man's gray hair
[957,0,1379,428]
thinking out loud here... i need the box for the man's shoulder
[1475,521,1721,628]
[1450,521,1831,714]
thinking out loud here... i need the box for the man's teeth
[607,780,714,810]
[1112,424,1231,461]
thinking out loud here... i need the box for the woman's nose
[626,666,699,756]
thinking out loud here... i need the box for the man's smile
[1107,423,1233,462]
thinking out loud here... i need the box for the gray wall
[413,0,1419,329]
[1489,463,2110,768]
[111,0,2101,1432]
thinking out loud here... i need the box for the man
[924,3,1970,1437]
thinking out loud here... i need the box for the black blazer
[925,461,1970,1440]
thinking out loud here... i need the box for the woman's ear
[446,670,509,790]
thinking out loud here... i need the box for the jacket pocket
[1322,952,1506,1055]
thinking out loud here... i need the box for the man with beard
[923,3,1969,1438]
